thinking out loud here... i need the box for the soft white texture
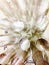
[13,21,24,32]
[36,16,48,31]
[39,0,49,15]
[17,0,26,11]
[0,36,11,46]
[0,20,10,27]
[42,25,49,42]
[21,39,30,51]
[0,29,6,35]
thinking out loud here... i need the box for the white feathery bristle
[0,20,10,27]
[36,42,44,51]
[42,25,49,42]
[21,39,30,51]
[0,29,6,35]
[0,36,11,46]
[0,0,12,16]
[36,16,48,31]
[13,21,24,32]
[6,0,11,3]
[39,0,49,15]
[0,11,6,19]
[17,0,26,11]
[29,17,35,29]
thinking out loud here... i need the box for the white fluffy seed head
[21,39,30,51]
